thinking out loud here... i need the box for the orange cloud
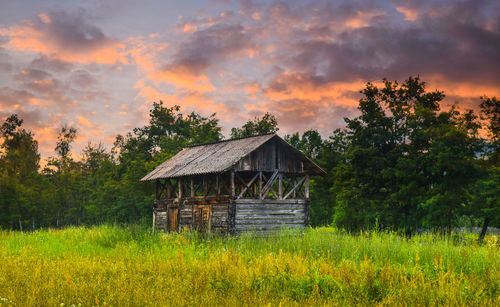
[126,36,169,72]
[396,6,419,21]
[148,68,216,93]
[183,24,197,33]
[425,76,500,99]
[135,85,229,117]
[345,10,387,28]
[0,12,127,64]
[263,72,364,108]
[76,115,94,128]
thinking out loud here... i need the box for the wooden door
[193,205,211,232]
[167,207,178,231]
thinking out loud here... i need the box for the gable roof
[141,134,324,181]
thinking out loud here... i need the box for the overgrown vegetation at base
[0,226,498,306]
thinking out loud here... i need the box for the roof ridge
[186,133,276,148]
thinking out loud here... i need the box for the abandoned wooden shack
[141,134,325,234]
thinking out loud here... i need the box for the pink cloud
[0,11,127,64]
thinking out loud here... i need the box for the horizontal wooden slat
[236,204,305,210]
[235,223,304,231]
[235,219,305,225]
[236,209,304,215]
[235,214,304,220]
[212,211,228,217]
[212,217,228,222]
[234,199,307,204]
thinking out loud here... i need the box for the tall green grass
[0,226,498,306]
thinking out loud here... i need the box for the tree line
[1,77,498,239]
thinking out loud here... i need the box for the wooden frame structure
[142,134,324,234]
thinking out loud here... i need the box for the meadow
[0,226,498,306]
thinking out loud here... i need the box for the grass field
[0,226,498,306]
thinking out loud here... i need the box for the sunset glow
[0,0,499,159]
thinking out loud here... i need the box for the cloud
[29,55,73,72]
[151,23,256,91]
[1,84,40,105]
[0,48,13,73]
[0,10,126,64]
[76,115,95,128]
[2,0,500,159]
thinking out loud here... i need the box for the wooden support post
[203,176,208,199]
[152,210,156,233]
[259,171,263,199]
[155,180,159,199]
[284,176,306,200]
[216,174,221,198]
[178,178,182,199]
[305,175,310,199]
[231,171,235,198]
[237,172,260,199]
[190,177,194,198]
[167,180,172,199]
[278,173,283,199]
[261,170,279,199]
[293,177,297,198]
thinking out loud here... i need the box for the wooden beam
[278,174,283,199]
[261,170,279,199]
[283,176,306,200]
[293,177,297,198]
[231,171,235,198]
[155,180,160,199]
[167,180,172,199]
[203,176,208,198]
[216,174,221,198]
[190,177,194,198]
[305,175,310,199]
[259,171,263,199]
[178,178,182,199]
[152,210,156,233]
[237,172,260,199]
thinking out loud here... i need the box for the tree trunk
[478,217,490,244]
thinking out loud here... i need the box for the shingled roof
[141,134,323,181]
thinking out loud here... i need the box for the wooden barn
[141,134,324,234]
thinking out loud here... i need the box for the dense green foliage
[0,225,498,305]
[0,77,498,234]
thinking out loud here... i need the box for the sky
[0,0,499,160]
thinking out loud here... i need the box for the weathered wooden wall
[233,199,309,233]
[234,140,305,174]
[154,198,230,232]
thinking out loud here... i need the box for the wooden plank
[236,219,304,226]
[278,174,282,199]
[178,179,182,199]
[237,215,304,220]
[203,176,208,198]
[236,210,305,215]
[211,213,228,218]
[234,199,306,204]
[235,224,304,231]
[259,171,263,199]
[231,171,235,197]
[236,204,305,210]
[261,169,279,199]
[236,213,305,219]
[305,175,309,199]
[216,174,220,197]
[283,176,305,200]
[236,172,260,199]
[190,177,194,198]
